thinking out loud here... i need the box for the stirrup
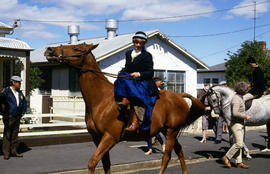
[116,102,128,111]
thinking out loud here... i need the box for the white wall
[30,89,43,113]
[148,38,198,96]
[197,72,226,88]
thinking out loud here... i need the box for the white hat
[133,31,147,41]
[11,76,22,82]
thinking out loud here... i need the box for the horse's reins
[207,89,222,110]
[208,88,231,110]
[54,44,132,79]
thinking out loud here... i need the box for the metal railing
[0,113,87,137]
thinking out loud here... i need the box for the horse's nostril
[47,47,53,53]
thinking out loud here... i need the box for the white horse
[206,85,270,151]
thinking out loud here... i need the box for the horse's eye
[72,47,79,51]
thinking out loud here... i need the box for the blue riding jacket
[0,87,27,117]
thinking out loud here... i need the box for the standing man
[222,82,251,169]
[0,76,27,160]
[246,56,265,98]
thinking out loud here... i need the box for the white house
[30,20,208,118]
[197,62,226,90]
[0,21,32,96]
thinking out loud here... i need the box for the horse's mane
[212,85,235,99]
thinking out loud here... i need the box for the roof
[0,37,33,50]
[0,22,13,30]
[31,29,208,69]
[198,62,225,72]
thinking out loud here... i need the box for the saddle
[244,92,267,111]
[116,98,145,130]
[245,99,253,111]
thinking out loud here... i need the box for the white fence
[0,113,87,137]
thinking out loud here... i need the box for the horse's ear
[89,43,99,50]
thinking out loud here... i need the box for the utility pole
[253,1,256,42]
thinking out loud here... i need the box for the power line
[199,28,270,61]
[7,0,269,24]
[168,23,270,38]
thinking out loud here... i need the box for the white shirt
[131,49,141,62]
[10,87,19,107]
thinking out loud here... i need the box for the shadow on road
[194,150,226,159]
[252,143,266,150]
[0,140,32,156]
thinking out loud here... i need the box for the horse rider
[114,31,159,131]
[222,81,252,169]
[246,56,265,98]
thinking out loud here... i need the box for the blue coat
[114,49,159,130]
[121,49,159,96]
[0,87,27,117]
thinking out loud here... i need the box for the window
[212,78,219,86]
[69,67,80,92]
[203,78,210,86]
[38,67,52,94]
[154,70,185,93]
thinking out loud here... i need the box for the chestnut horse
[45,43,205,174]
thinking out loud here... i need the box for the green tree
[15,61,45,95]
[225,41,270,88]
[29,65,45,95]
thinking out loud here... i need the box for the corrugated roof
[198,62,225,72]
[0,37,32,50]
[31,29,208,69]
[0,22,13,30]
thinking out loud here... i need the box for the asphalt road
[0,128,269,174]
[131,152,270,174]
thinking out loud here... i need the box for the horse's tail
[178,93,205,127]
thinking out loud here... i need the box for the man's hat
[246,57,256,64]
[133,31,147,41]
[11,76,22,82]
[153,77,162,82]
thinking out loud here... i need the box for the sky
[1,0,270,66]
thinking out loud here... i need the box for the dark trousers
[147,133,164,149]
[267,122,270,149]
[216,116,224,141]
[2,115,21,156]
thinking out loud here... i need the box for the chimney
[68,25,80,44]
[258,41,267,53]
[105,19,118,39]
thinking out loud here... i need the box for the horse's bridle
[49,44,131,79]
[57,44,92,67]
[207,88,222,111]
